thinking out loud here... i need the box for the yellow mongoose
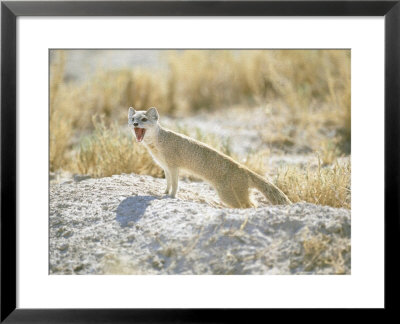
[128,107,291,208]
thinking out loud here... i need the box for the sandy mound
[50,174,351,275]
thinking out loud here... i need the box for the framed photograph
[1,0,399,322]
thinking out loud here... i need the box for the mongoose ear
[146,107,159,121]
[128,107,136,118]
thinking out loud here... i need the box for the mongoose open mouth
[134,128,146,142]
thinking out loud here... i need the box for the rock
[73,174,91,182]
[49,173,351,275]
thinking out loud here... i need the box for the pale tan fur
[128,107,291,208]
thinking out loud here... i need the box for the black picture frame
[1,0,399,322]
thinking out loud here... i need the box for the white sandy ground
[50,173,350,275]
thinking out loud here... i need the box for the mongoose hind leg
[215,185,253,209]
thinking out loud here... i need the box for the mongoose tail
[247,170,292,205]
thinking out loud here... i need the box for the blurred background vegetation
[50,49,351,208]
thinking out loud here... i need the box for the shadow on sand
[116,195,165,227]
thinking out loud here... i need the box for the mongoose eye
[142,118,148,122]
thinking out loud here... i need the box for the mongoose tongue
[134,128,146,142]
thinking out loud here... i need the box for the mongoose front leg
[164,169,171,195]
[169,168,179,198]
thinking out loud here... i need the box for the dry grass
[50,52,71,171]
[72,116,163,178]
[50,49,350,133]
[50,49,351,209]
[296,229,350,274]
[275,158,351,209]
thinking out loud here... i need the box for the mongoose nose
[133,122,139,127]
